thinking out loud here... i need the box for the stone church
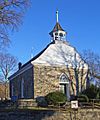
[9,11,88,100]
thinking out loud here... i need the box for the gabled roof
[9,40,88,80]
[49,22,65,36]
[8,42,55,80]
[21,41,55,68]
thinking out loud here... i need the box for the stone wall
[44,109,100,120]
[34,64,88,98]
[10,66,34,99]
[10,63,88,99]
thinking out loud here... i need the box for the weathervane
[56,10,59,23]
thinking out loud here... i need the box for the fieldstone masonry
[34,64,88,98]
[10,66,34,99]
[10,63,88,100]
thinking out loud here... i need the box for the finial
[56,10,59,23]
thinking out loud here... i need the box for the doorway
[59,73,70,100]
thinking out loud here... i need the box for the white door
[59,84,70,100]
[59,84,65,93]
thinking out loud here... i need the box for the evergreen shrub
[82,84,100,99]
[45,91,67,106]
[77,94,89,102]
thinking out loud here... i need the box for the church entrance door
[59,83,69,98]
[59,73,70,100]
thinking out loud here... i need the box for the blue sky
[8,0,100,64]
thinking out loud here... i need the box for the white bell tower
[49,10,67,42]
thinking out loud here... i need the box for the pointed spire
[49,10,67,41]
[56,10,59,23]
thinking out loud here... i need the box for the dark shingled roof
[21,41,55,68]
[8,41,55,79]
[49,22,65,36]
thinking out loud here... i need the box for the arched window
[55,32,58,36]
[59,73,70,99]
[59,33,63,37]
[59,73,69,83]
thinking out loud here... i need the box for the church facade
[9,11,88,100]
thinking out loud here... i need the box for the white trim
[21,78,24,98]
[59,82,69,84]
[67,84,70,100]
[59,73,69,84]
[59,73,70,100]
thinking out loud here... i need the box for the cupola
[49,10,67,41]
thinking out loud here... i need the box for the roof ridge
[21,41,55,68]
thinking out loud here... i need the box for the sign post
[71,101,78,120]
[71,100,78,109]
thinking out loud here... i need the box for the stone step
[17,99,37,107]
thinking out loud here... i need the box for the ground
[0,108,100,120]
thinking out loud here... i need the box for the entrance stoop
[17,99,37,108]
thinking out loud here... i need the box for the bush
[36,96,48,107]
[82,84,100,99]
[45,91,67,106]
[77,94,89,102]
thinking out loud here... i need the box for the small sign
[71,100,78,109]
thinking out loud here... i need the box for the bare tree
[0,52,18,98]
[54,46,89,95]
[0,0,30,49]
[0,52,17,81]
[81,50,100,85]
[37,43,89,96]
[0,74,4,82]
[65,52,89,96]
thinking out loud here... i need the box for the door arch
[59,73,70,100]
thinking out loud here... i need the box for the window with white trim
[59,73,69,83]
[21,78,24,98]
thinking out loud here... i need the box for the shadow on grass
[0,108,55,120]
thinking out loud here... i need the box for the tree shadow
[0,108,55,120]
